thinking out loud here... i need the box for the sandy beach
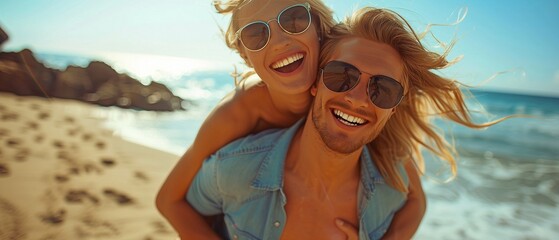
[0,92,179,239]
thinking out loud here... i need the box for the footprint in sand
[0,198,26,239]
[151,220,173,234]
[0,163,9,176]
[68,167,81,175]
[65,189,100,205]
[35,134,44,143]
[1,112,18,121]
[14,148,30,162]
[39,208,66,225]
[82,133,93,141]
[67,128,79,137]
[102,188,134,205]
[64,116,75,124]
[75,215,119,238]
[95,141,106,150]
[100,157,115,167]
[134,171,150,182]
[57,151,79,172]
[65,164,102,176]
[38,111,50,120]
[5,138,22,147]
[29,103,41,110]
[52,140,65,149]
[83,163,102,174]
[25,121,39,130]
[56,150,103,176]
[0,128,8,137]
[54,174,70,183]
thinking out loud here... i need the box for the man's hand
[336,218,358,240]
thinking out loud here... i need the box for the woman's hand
[336,218,359,240]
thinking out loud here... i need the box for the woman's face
[235,0,320,95]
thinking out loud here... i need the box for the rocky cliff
[0,49,185,111]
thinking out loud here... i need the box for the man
[187,8,430,240]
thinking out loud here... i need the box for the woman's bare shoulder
[237,74,268,93]
[235,76,302,129]
[231,75,271,107]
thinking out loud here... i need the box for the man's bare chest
[280,176,359,239]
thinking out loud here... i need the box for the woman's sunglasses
[235,3,312,52]
[321,61,405,109]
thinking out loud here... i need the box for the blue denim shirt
[187,120,408,240]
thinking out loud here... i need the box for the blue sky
[1,0,558,96]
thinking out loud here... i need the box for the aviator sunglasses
[235,3,312,51]
[321,61,405,109]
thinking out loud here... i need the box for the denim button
[274,221,281,227]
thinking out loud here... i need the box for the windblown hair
[320,8,504,192]
[213,0,335,67]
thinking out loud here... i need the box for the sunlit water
[37,52,559,239]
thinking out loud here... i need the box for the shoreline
[0,92,179,239]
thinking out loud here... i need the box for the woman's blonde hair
[213,0,335,67]
[320,7,505,192]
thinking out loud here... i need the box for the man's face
[310,37,404,154]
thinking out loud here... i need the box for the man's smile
[332,109,367,127]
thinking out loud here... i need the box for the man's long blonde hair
[213,0,336,67]
[320,7,506,192]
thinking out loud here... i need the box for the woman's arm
[156,81,270,239]
[382,162,426,239]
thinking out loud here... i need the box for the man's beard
[311,99,375,154]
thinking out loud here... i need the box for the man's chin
[323,140,362,154]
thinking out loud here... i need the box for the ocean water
[36,52,559,239]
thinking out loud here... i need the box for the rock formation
[0,49,185,111]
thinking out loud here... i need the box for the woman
[156,1,425,239]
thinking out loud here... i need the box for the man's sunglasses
[321,61,405,109]
[235,3,312,52]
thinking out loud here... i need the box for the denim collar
[250,119,385,196]
[359,147,385,198]
[250,119,303,191]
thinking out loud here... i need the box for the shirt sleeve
[186,155,223,215]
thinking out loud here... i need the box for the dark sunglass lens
[241,22,269,50]
[323,61,360,92]
[369,76,404,109]
[279,6,310,34]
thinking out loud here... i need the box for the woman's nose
[267,20,290,50]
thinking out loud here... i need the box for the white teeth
[333,109,366,126]
[271,53,304,69]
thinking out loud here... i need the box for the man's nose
[343,77,370,108]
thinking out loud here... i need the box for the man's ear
[310,84,318,96]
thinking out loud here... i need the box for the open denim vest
[187,120,408,240]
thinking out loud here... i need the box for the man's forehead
[329,37,403,78]
[330,38,399,61]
